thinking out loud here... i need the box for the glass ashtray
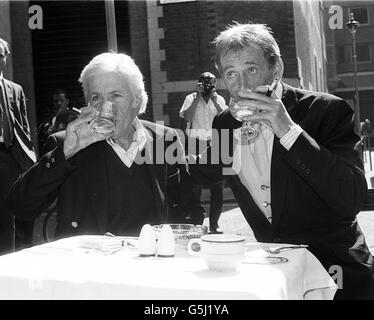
[153,224,208,246]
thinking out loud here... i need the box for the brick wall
[326,1,374,123]
[333,3,374,74]
[128,1,153,121]
[157,0,298,128]
[212,0,298,79]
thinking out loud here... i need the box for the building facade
[325,0,374,123]
[151,0,328,128]
[0,0,329,150]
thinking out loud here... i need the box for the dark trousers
[186,136,225,231]
[193,179,224,230]
[0,145,34,255]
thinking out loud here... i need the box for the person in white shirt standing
[179,72,227,233]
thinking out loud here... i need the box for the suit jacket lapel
[271,83,299,230]
[77,142,109,233]
[4,80,36,162]
[281,82,298,114]
[3,81,16,123]
[270,137,288,229]
[3,80,25,135]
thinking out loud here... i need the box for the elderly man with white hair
[6,52,204,239]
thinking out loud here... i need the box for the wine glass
[233,79,278,143]
[239,110,259,142]
[232,101,259,143]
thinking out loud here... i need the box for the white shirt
[232,83,303,222]
[180,92,227,141]
[106,117,147,168]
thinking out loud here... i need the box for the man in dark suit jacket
[0,37,36,255]
[211,22,373,299]
[6,52,203,240]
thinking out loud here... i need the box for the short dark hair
[198,72,216,84]
[0,37,11,56]
[53,88,68,98]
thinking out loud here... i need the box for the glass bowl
[153,224,208,246]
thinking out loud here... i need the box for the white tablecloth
[0,235,337,300]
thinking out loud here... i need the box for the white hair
[79,52,148,114]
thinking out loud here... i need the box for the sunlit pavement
[364,150,374,188]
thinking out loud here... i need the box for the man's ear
[273,57,284,80]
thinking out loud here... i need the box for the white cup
[187,234,246,271]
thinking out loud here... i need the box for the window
[351,44,371,63]
[349,7,369,25]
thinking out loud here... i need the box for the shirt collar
[108,117,147,150]
[274,81,283,99]
[106,117,148,167]
[131,117,147,151]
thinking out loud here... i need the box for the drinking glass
[89,101,116,135]
[233,79,278,143]
[236,108,259,142]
